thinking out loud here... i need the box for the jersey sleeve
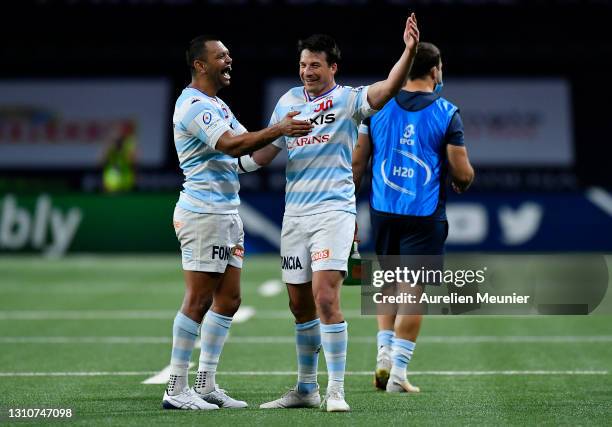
[268,107,286,149]
[445,111,465,146]
[184,102,232,149]
[348,85,377,123]
[232,117,248,135]
[358,116,371,135]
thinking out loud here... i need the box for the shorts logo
[212,245,231,260]
[173,220,183,230]
[202,111,212,125]
[232,246,245,259]
[182,247,193,261]
[282,256,303,270]
[311,249,330,262]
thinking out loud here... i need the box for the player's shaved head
[298,34,341,66]
[408,42,441,80]
[186,35,221,74]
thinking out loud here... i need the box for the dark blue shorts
[370,208,448,256]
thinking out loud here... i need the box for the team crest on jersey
[203,111,212,125]
[311,249,330,262]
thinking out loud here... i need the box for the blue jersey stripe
[191,168,239,182]
[286,188,353,206]
[288,142,352,161]
[286,166,347,182]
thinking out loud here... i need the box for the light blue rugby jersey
[270,84,375,216]
[173,87,247,214]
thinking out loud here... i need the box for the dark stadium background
[0,0,611,255]
[1,3,611,425]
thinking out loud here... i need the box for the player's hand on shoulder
[403,12,419,53]
[278,111,313,137]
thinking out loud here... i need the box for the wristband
[237,154,261,174]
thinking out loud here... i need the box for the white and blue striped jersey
[270,84,375,216]
[173,87,247,214]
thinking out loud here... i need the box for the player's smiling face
[203,41,233,89]
[299,49,337,98]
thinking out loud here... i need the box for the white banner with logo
[265,77,574,166]
[0,79,170,168]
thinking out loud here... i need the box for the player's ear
[194,59,207,75]
[330,62,338,75]
[430,65,437,81]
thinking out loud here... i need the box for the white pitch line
[2,336,612,344]
[222,335,612,344]
[0,370,607,378]
[142,363,194,385]
[586,187,612,217]
[257,279,283,297]
[0,310,177,320]
[0,307,259,321]
[0,309,572,321]
[230,306,255,323]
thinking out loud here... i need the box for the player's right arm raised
[366,13,420,110]
[216,111,312,158]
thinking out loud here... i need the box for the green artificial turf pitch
[0,255,611,426]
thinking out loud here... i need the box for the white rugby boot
[321,383,350,412]
[374,345,392,390]
[194,386,248,408]
[259,385,321,409]
[386,375,421,393]
[162,387,219,410]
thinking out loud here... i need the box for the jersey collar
[303,84,339,103]
[187,86,218,103]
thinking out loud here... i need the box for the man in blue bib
[353,42,475,393]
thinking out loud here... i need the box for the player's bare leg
[287,281,317,323]
[312,270,350,412]
[377,314,395,332]
[312,270,344,324]
[260,282,321,409]
[192,265,247,408]
[395,314,423,342]
[180,270,221,319]
[211,265,242,316]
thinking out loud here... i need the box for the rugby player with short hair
[353,42,474,393]
[163,35,312,411]
[241,14,420,412]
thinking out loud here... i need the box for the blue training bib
[369,96,457,216]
